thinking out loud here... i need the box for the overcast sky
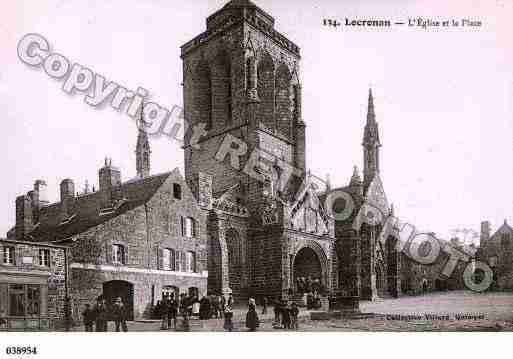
[1,0,512,243]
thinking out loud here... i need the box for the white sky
[1,0,512,243]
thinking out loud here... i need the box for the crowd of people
[296,276,325,295]
[272,299,300,330]
[81,292,302,332]
[81,295,128,332]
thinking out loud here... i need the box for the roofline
[0,238,69,249]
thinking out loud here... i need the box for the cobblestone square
[70,291,513,332]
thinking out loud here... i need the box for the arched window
[257,53,275,129]
[275,64,292,137]
[195,62,212,130]
[212,51,232,127]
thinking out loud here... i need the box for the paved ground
[72,291,513,332]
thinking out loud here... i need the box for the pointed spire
[350,166,362,186]
[136,105,151,178]
[367,88,375,122]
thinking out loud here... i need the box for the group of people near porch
[296,276,325,295]
[81,291,302,332]
[81,295,128,332]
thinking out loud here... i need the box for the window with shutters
[3,246,15,265]
[112,244,126,265]
[174,251,180,272]
[186,251,196,273]
[162,248,175,271]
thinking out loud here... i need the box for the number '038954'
[6,347,38,355]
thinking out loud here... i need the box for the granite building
[181,0,403,302]
[6,125,208,321]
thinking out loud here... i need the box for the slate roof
[26,171,174,243]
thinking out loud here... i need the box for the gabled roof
[490,220,513,241]
[27,171,175,243]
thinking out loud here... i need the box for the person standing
[223,304,234,332]
[160,295,170,330]
[291,302,299,330]
[82,303,95,332]
[94,297,108,332]
[261,296,268,315]
[112,297,128,332]
[168,294,178,330]
[281,300,291,329]
[245,298,259,332]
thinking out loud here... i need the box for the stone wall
[68,171,207,320]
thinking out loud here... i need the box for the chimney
[29,180,49,224]
[99,158,122,205]
[480,221,491,247]
[34,180,49,205]
[15,194,33,240]
[60,179,75,219]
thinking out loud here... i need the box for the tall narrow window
[186,251,196,273]
[3,246,15,265]
[38,249,50,267]
[163,248,175,271]
[173,183,182,200]
[183,217,195,238]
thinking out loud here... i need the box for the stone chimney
[34,180,49,205]
[29,180,49,224]
[15,194,33,240]
[480,221,491,247]
[99,158,122,205]
[60,179,75,219]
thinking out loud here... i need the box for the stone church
[3,0,408,325]
[181,0,402,302]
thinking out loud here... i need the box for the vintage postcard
[1,0,512,348]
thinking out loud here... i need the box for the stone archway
[103,280,134,321]
[292,242,329,295]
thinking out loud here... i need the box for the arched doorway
[103,280,134,321]
[293,247,323,294]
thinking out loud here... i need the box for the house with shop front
[6,125,208,322]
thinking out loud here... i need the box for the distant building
[478,219,513,290]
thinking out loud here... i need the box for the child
[223,305,234,332]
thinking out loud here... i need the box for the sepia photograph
[1,0,513,353]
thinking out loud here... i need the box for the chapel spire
[363,88,381,191]
[136,109,151,179]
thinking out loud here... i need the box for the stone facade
[0,239,67,329]
[477,220,513,290]
[7,132,208,321]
